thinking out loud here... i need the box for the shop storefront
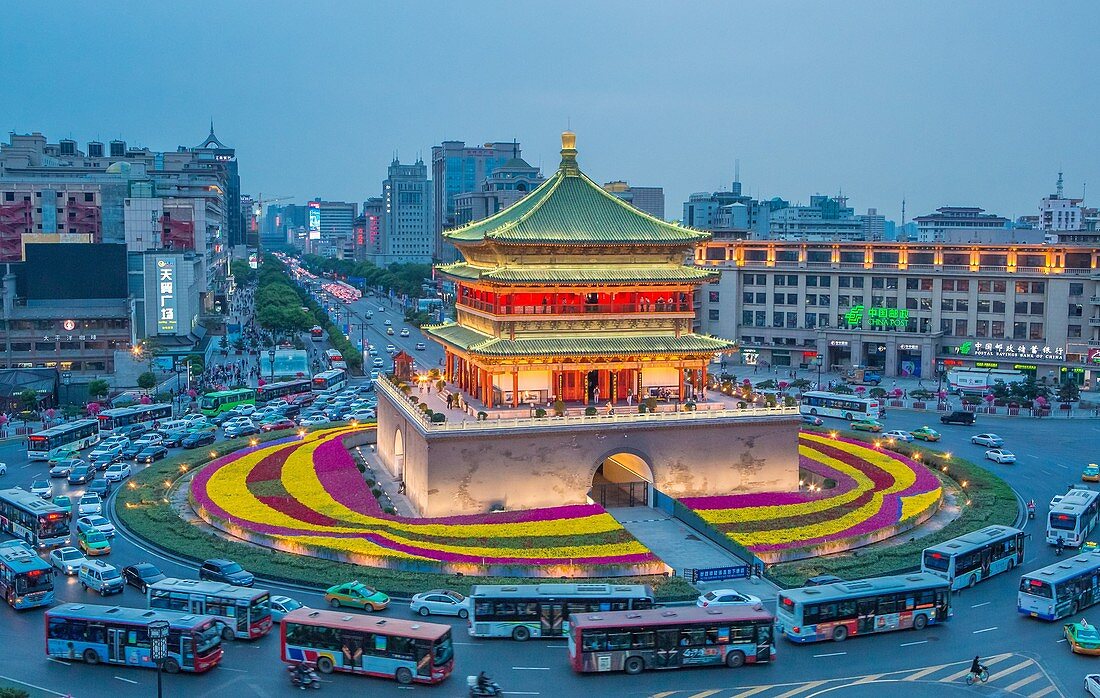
[827,339,851,371]
[770,349,791,367]
[897,343,923,378]
[862,342,888,370]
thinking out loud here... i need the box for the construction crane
[250,194,295,250]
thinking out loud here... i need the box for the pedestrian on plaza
[626,390,633,407]
[605,401,614,415]
[593,386,600,403]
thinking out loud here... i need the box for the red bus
[569,606,774,675]
[281,608,454,685]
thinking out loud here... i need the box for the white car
[88,445,123,464]
[971,433,1004,447]
[31,478,53,498]
[0,462,7,476]
[372,358,384,368]
[368,346,379,356]
[986,449,1016,464]
[298,415,329,427]
[49,546,87,575]
[399,328,410,337]
[100,436,130,449]
[78,493,103,516]
[180,414,209,427]
[78,515,116,538]
[133,434,164,447]
[103,462,132,482]
[410,589,469,618]
[386,344,397,354]
[1085,674,1100,698]
[696,589,762,608]
[383,319,392,326]
[223,416,253,429]
[882,430,914,442]
[235,404,257,416]
[369,370,380,379]
[344,409,377,422]
[378,306,385,313]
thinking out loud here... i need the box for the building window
[805,314,817,328]
[755,293,766,303]
[1014,301,1028,314]
[956,279,969,292]
[1015,281,1028,294]
[992,301,1005,313]
[786,312,798,328]
[1069,324,1082,338]
[818,313,829,327]
[806,276,818,287]
[1070,303,1083,317]
[978,299,991,313]
[976,320,989,337]
[954,320,967,336]
[1029,322,1043,340]
[708,309,720,321]
[906,278,919,290]
[1031,282,1045,294]
[920,278,933,291]
[755,311,766,326]
[1070,283,1084,296]
[940,320,952,334]
[742,292,754,304]
[955,298,968,312]
[773,312,784,328]
[819,294,830,306]
[942,298,955,312]
[906,297,918,310]
[806,294,817,306]
[1012,322,1027,340]
[872,277,884,289]
[709,291,720,303]
[742,311,753,325]
[819,276,831,287]
[773,293,785,305]
[991,320,1005,338]
[1030,302,1044,315]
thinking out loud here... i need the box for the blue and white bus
[96,403,174,432]
[0,539,54,609]
[1018,551,1100,621]
[922,525,1026,590]
[469,583,655,640]
[798,391,882,420]
[0,488,71,549]
[776,573,950,643]
[1047,488,1100,548]
[26,419,101,460]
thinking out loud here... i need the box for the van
[79,559,125,596]
[155,419,191,433]
[940,411,976,425]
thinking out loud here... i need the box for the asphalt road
[2,375,1097,695]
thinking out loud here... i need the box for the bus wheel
[83,649,99,665]
[512,625,531,642]
[395,667,413,685]
[844,413,853,420]
[832,625,848,642]
[315,656,334,674]
[725,651,746,668]
[913,614,928,631]
[624,656,644,675]
[968,575,977,589]
[221,626,236,641]
[163,658,180,674]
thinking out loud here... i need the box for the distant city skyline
[3,1,1097,224]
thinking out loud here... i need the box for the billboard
[156,257,178,334]
[23,243,127,300]
[308,201,321,240]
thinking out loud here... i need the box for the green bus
[199,388,256,416]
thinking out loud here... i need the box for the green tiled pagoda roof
[424,322,734,358]
[438,262,718,285]
[443,137,709,246]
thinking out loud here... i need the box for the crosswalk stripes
[647,652,1064,698]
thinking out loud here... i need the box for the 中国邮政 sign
[844,305,908,328]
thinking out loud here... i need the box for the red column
[512,371,519,407]
[678,368,685,401]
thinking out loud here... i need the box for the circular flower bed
[681,431,943,563]
[190,427,664,578]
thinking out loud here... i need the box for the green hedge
[114,434,696,601]
[765,429,1017,587]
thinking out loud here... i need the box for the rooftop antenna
[734,158,740,183]
[513,138,518,159]
[901,196,906,225]
[1057,170,1064,198]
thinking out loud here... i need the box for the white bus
[1047,488,1100,547]
[921,525,1026,590]
[311,369,348,393]
[468,583,654,641]
[1018,551,1100,621]
[799,391,882,421]
[947,368,1024,395]
[26,419,101,460]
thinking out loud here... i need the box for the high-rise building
[371,157,432,266]
[305,199,358,258]
[767,195,864,241]
[1039,172,1084,232]
[602,181,665,219]
[912,206,1010,243]
[859,208,886,241]
[454,156,544,226]
[431,140,519,263]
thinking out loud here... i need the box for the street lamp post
[812,356,823,389]
[148,619,170,698]
[61,371,71,407]
[269,348,276,383]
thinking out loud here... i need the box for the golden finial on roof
[559,131,579,174]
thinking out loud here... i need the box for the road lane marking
[903,663,951,680]
[1028,687,1057,698]
[987,659,1034,682]
[1003,672,1043,693]
[970,601,991,608]
[774,681,825,698]
[850,674,884,685]
[972,626,998,633]
[511,666,551,670]
[502,693,541,696]
[114,677,139,684]
[729,688,771,698]
[688,691,721,698]
[650,693,678,698]
[219,667,247,672]
[899,640,928,647]
[1056,638,1067,643]
[0,675,65,697]
[46,658,71,666]
[813,651,846,657]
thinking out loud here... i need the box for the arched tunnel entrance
[590,452,654,508]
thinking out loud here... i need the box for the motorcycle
[1056,538,1065,556]
[467,674,502,697]
[287,663,322,690]
[1027,503,1036,520]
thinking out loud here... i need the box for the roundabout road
[0,411,1093,696]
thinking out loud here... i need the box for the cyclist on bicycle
[970,655,986,677]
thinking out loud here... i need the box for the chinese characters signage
[955,340,1064,362]
[844,305,909,328]
[308,201,321,240]
[156,257,178,334]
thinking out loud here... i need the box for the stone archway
[590,450,654,508]
[393,427,405,478]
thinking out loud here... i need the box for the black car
[940,410,976,425]
[224,423,260,439]
[49,458,83,478]
[67,465,94,485]
[136,445,169,463]
[279,404,301,419]
[87,478,112,497]
[120,443,145,461]
[210,411,240,427]
[122,563,167,593]
[159,429,190,448]
[113,423,149,440]
[199,558,254,587]
[181,431,217,449]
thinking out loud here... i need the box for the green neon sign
[845,304,909,328]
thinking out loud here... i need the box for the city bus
[921,525,1027,590]
[569,606,773,675]
[198,388,257,417]
[26,419,101,460]
[312,369,349,393]
[45,604,224,673]
[0,488,71,549]
[1018,551,1100,621]
[1047,487,1100,547]
[469,584,655,641]
[775,573,950,642]
[0,539,54,609]
[96,403,173,432]
[310,326,324,342]
[256,379,313,404]
[148,578,272,640]
[798,391,883,420]
[281,608,454,685]
[324,349,343,366]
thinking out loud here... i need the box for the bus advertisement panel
[0,487,71,549]
[776,573,950,643]
[1018,551,1100,621]
[1047,488,1100,547]
[45,604,223,673]
[0,539,54,609]
[569,606,773,675]
[798,391,882,420]
[148,578,272,640]
[921,525,1026,590]
[198,389,257,417]
[281,608,454,685]
[27,419,100,461]
[469,584,655,640]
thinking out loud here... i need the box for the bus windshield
[251,594,270,617]
[16,569,53,594]
[432,632,454,667]
[39,514,70,541]
[922,552,950,572]
[199,396,216,410]
[1020,578,1053,598]
[1050,513,1077,531]
[195,622,222,654]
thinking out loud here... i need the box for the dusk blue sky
[3,1,1098,223]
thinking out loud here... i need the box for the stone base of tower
[375,380,800,518]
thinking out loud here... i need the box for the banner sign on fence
[686,566,750,583]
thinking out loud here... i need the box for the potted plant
[553,400,565,417]
[584,406,597,416]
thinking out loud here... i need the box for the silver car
[410,589,469,618]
